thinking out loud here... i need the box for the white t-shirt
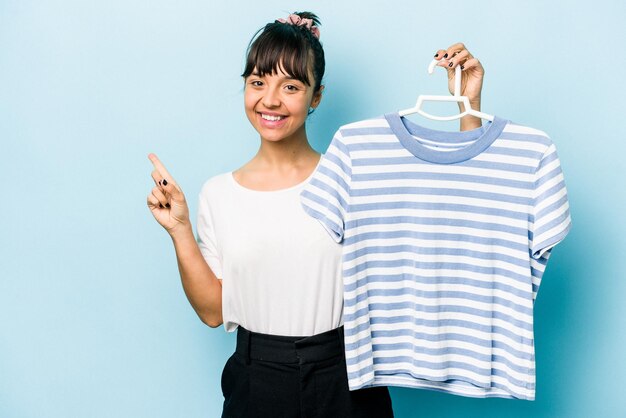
[196,169,344,336]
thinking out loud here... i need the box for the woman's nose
[262,87,281,108]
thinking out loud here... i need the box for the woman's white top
[195,168,343,336]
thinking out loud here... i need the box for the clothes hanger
[398,59,494,122]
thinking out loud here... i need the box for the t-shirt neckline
[384,112,508,164]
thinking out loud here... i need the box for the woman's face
[244,66,322,143]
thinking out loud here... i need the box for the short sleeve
[527,143,571,300]
[196,186,223,278]
[300,130,352,243]
[529,143,572,260]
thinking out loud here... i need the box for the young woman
[147,11,486,417]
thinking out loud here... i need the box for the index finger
[148,153,176,185]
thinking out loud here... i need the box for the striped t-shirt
[300,113,571,400]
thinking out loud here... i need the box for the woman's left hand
[433,42,483,104]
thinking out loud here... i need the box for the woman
[147,11,485,417]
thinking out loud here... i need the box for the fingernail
[159,203,164,208]
[448,62,453,68]
[460,65,465,70]
[443,53,448,58]
[165,203,171,208]
[434,53,439,57]
[162,179,168,186]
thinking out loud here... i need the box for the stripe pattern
[300,115,571,400]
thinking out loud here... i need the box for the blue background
[2,1,625,417]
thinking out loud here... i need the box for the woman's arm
[147,153,223,328]
[433,42,485,131]
[170,226,223,328]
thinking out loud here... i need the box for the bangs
[242,24,314,86]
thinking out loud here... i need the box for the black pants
[221,326,394,418]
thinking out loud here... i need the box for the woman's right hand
[433,42,484,104]
[146,153,190,235]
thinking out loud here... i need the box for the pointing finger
[148,153,178,188]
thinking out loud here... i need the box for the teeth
[261,114,284,121]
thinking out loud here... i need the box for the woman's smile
[258,112,289,128]
[259,112,286,121]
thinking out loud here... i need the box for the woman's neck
[251,123,318,167]
[255,136,318,167]
[232,129,320,191]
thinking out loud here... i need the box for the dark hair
[241,11,325,93]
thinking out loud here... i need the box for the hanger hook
[428,59,462,97]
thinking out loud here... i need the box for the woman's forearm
[170,225,223,328]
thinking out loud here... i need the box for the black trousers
[221,326,394,418]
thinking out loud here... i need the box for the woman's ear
[311,85,324,109]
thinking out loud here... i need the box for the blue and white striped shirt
[300,113,571,400]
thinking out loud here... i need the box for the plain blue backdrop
[1,1,625,417]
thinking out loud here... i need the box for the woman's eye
[250,80,263,87]
[285,85,299,91]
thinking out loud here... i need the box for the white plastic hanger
[398,59,494,122]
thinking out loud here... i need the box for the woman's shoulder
[199,171,234,197]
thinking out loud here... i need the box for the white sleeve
[196,185,223,279]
